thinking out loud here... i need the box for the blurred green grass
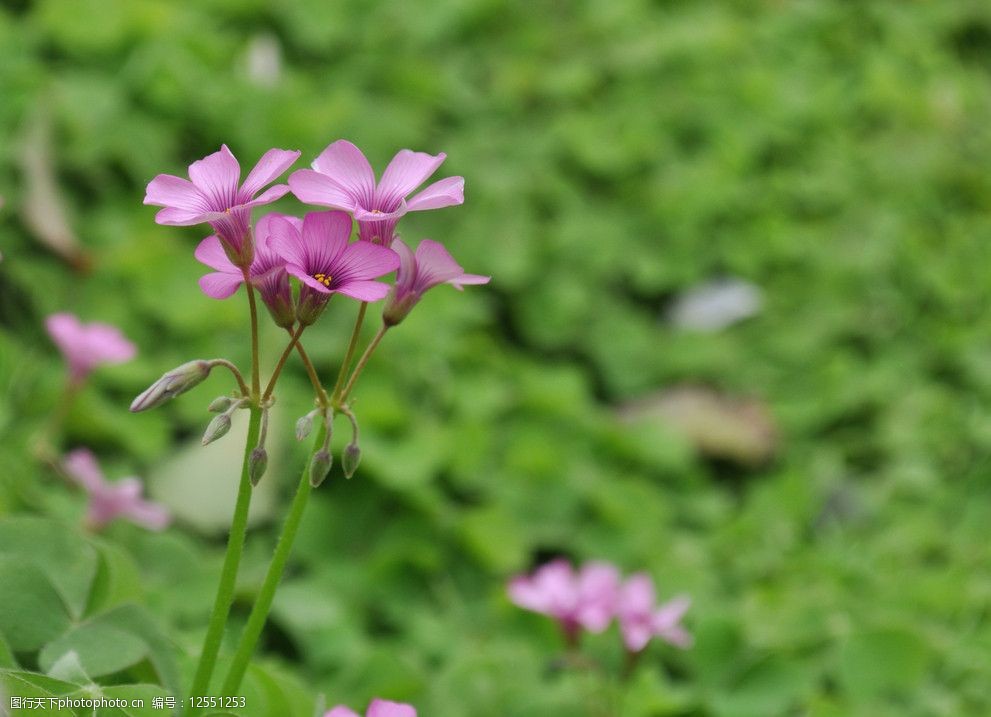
[2,0,991,714]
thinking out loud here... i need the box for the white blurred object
[245,34,282,88]
[667,277,763,332]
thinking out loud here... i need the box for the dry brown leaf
[618,385,778,467]
[19,106,89,270]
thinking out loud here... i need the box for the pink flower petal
[449,273,490,290]
[406,176,465,212]
[243,183,292,208]
[268,215,308,267]
[376,150,447,210]
[411,240,466,292]
[575,561,621,633]
[300,210,352,271]
[335,279,391,302]
[652,595,692,630]
[240,148,300,198]
[154,206,212,226]
[199,272,244,299]
[144,174,207,211]
[621,622,654,653]
[84,324,137,364]
[353,203,408,224]
[390,238,416,286]
[325,708,361,717]
[367,699,417,717]
[122,495,171,531]
[619,573,656,617]
[289,169,358,211]
[286,264,333,294]
[336,241,400,282]
[194,236,238,273]
[311,140,376,207]
[46,313,83,357]
[188,145,241,210]
[62,449,105,493]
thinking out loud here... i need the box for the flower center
[313,272,332,287]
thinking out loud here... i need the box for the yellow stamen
[313,272,332,287]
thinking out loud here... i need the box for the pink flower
[382,239,489,326]
[144,145,300,266]
[46,313,136,383]
[508,559,620,642]
[268,210,400,325]
[62,449,170,532]
[194,213,297,327]
[616,573,692,652]
[325,700,416,717]
[289,140,464,245]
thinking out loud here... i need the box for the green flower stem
[263,325,304,401]
[331,301,368,401]
[219,425,322,694]
[339,325,388,403]
[185,405,261,715]
[293,339,329,406]
[245,281,262,399]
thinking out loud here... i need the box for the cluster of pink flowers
[62,449,170,531]
[45,313,136,384]
[326,699,415,717]
[45,313,169,532]
[508,559,692,653]
[145,141,488,329]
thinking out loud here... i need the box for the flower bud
[249,447,268,486]
[342,442,361,479]
[295,412,315,441]
[208,396,234,413]
[130,360,212,412]
[309,449,332,487]
[382,289,418,327]
[201,413,232,446]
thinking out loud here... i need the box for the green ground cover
[2,0,991,714]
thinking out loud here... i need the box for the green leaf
[85,539,144,615]
[46,650,91,684]
[837,628,931,700]
[0,559,72,652]
[711,655,815,717]
[40,621,149,679]
[0,669,80,715]
[94,605,182,696]
[0,631,17,668]
[97,684,171,717]
[0,516,99,618]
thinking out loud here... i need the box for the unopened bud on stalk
[249,447,268,486]
[342,442,361,479]
[295,409,319,441]
[130,360,212,412]
[309,450,332,487]
[208,396,234,413]
[201,413,232,446]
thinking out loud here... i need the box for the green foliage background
[2,0,991,715]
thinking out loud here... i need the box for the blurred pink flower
[46,313,136,383]
[268,210,399,325]
[62,448,170,532]
[195,212,297,327]
[616,573,692,652]
[508,559,620,642]
[382,239,489,326]
[144,145,300,266]
[289,140,464,245]
[326,699,416,717]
